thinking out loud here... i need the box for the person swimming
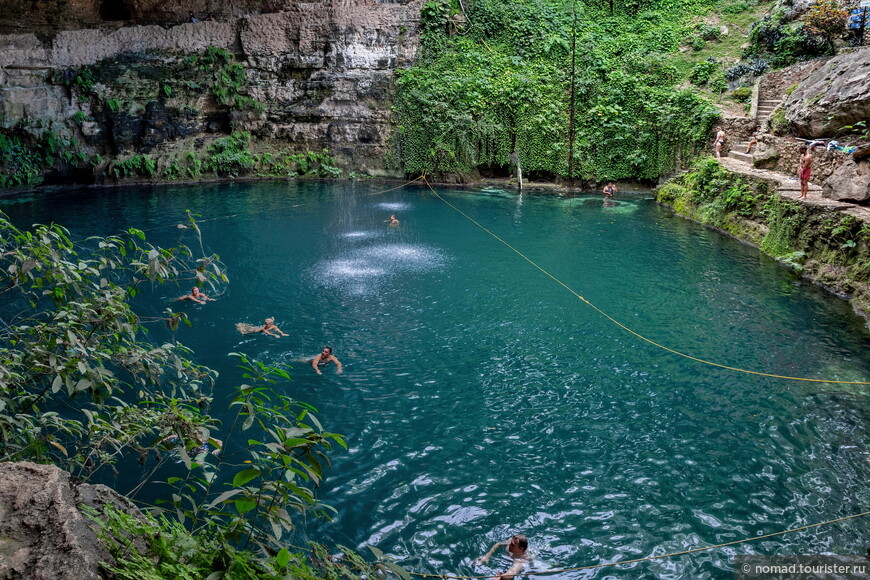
[385,214,400,226]
[308,346,343,375]
[235,317,288,337]
[178,286,214,304]
[475,534,531,580]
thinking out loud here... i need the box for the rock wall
[0,1,423,180]
[784,46,870,139]
[0,462,140,579]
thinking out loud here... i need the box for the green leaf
[383,561,412,580]
[276,548,290,568]
[232,467,261,487]
[235,497,256,514]
[206,489,243,509]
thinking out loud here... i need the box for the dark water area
[5,181,870,579]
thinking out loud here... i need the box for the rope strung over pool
[422,176,870,386]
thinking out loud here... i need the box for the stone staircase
[756,99,781,128]
[720,156,825,200]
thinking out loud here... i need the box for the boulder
[0,461,135,580]
[752,142,780,169]
[785,47,870,138]
[822,159,870,202]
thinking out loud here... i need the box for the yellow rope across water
[422,178,870,385]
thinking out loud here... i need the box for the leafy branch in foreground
[0,210,226,478]
[153,354,347,553]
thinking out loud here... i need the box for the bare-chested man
[798,145,812,199]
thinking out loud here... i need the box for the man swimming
[178,287,214,304]
[309,346,343,375]
[476,534,530,580]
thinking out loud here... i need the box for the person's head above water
[321,346,333,356]
[507,535,528,555]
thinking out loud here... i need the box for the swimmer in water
[236,317,287,336]
[476,534,530,580]
[258,317,287,337]
[309,346,343,375]
[178,287,214,304]
[385,214,400,226]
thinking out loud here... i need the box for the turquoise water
[7,181,870,579]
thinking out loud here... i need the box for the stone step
[759,99,782,106]
[728,150,754,163]
[777,181,823,193]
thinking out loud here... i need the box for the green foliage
[198,48,264,112]
[162,84,172,98]
[0,212,226,476]
[0,214,380,575]
[689,59,720,85]
[288,149,343,178]
[205,132,256,177]
[731,86,752,102]
[742,10,830,67]
[0,133,43,187]
[63,68,95,94]
[155,354,347,552]
[95,506,395,580]
[0,128,91,188]
[802,0,848,52]
[721,0,758,14]
[761,195,804,256]
[107,98,121,112]
[769,107,789,135]
[837,120,869,140]
[394,0,720,181]
[110,154,156,179]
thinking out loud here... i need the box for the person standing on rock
[714,127,726,160]
[798,145,812,199]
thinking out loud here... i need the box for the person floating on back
[798,145,813,200]
[475,534,530,580]
[236,317,287,337]
[309,346,343,375]
[178,286,214,304]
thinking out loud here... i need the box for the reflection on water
[7,182,870,579]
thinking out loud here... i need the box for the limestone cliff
[0,1,422,185]
[784,47,870,140]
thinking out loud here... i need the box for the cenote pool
[6,180,870,579]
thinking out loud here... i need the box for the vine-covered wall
[393,0,722,183]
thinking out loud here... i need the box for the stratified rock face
[0,462,126,580]
[785,47,870,139]
[0,1,422,177]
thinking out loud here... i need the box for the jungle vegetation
[392,0,842,183]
